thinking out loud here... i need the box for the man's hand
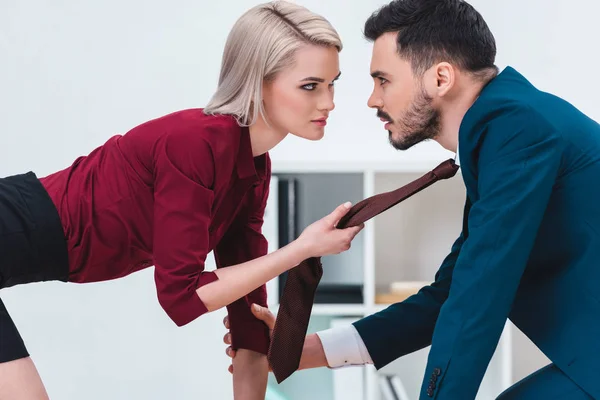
[224,304,275,374]
[224,304,329,374]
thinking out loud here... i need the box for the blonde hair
[203,1,342,126]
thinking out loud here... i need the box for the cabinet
[263,160,513,400]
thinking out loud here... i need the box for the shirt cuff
[226,299,270,355]
[316,324,373,369]
[160,271,219,327]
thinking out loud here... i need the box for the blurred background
[0,0,598,399]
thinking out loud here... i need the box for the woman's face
[262,44,340,141]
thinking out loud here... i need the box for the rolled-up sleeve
[214,168,271,355]
[152,131,219,327]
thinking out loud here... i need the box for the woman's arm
[232,349,269,400]
[206,199,360,400]
[197,201,361,311]
[152,129,362,328]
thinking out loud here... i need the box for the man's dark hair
[365,0,498,79]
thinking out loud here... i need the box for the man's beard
[378,88,441,151]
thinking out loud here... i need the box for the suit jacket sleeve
[421,108,563,399]
[353,232,464,369]
[214,163,272,355]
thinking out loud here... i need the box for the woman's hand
[296,202,363,258]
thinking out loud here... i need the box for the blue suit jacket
[354,66,600,399]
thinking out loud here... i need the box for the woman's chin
[291,127,326,141]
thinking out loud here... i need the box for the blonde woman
[0,2,361,398]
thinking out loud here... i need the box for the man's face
[367,32,440,150]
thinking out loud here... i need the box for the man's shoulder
[461,97,548,142]
[458,96,562,173]
[461,66,550,134]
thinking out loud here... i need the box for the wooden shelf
[375,292,415,305]
[374,281,430,304]
[270,303,366,316]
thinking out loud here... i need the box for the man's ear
[434,62,455,97]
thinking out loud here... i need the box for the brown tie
[267,158,460,383]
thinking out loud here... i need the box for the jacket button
[433,367,441,376]
[427,388,434,397]
[430,374,438,383]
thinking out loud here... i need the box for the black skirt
[0,171,69,363]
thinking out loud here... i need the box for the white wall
[1,0,598,399]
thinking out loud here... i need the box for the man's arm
[354,233,464,368]
[223,305,331,371]
[291,232,465,371]
[223,229,463,376]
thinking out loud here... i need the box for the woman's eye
[301,83,317,91]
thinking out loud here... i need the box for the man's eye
[379,77,388,85]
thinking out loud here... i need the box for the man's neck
[436,79,487,153]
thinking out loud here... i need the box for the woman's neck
[248,115,287,157]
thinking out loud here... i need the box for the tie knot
[432,159,460,180]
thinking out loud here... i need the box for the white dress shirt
[316,146,461,368]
